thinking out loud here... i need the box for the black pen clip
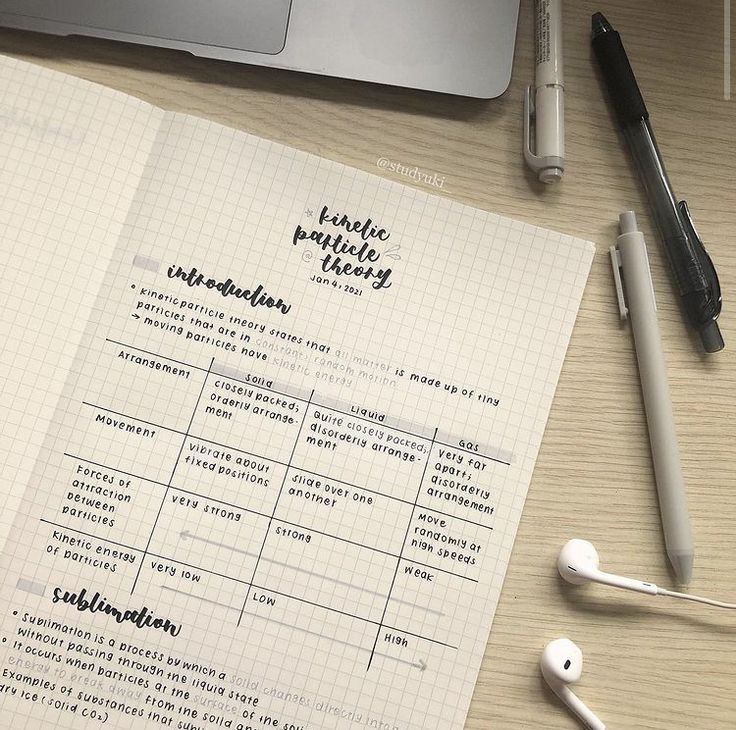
[678,200,722,319]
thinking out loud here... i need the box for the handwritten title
[293,205,394,290]
[167,265,291,314]
[53,586,182,637]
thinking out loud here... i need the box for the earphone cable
[658,588,736,609]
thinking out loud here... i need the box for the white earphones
[540,638,605,730]
[543,542,736,727]
[557,538,659,594]
[558,538,736,609]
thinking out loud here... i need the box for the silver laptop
[0,0,520,98]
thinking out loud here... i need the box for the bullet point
[131,284,136,289]
[12,611,18,616]
[2,637,6,643]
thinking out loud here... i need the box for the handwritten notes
[0,56,594,730]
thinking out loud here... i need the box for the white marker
[524,0,565,183]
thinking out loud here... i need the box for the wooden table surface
[1,1,734,728]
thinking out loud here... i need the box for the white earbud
[540,638,605,730]
[557,539,736,609]
[558,539,659,595]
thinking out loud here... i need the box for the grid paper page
[0,57,594,730]
[0,56,165,553]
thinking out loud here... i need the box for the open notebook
[0,55,594,730]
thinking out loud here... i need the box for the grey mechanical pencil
[611,211,694,584]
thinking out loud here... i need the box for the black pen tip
[700,320,725,353]
[591,12,613,36]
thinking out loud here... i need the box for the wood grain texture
[1,1,734,727]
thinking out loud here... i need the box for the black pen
[591,12,724,353]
